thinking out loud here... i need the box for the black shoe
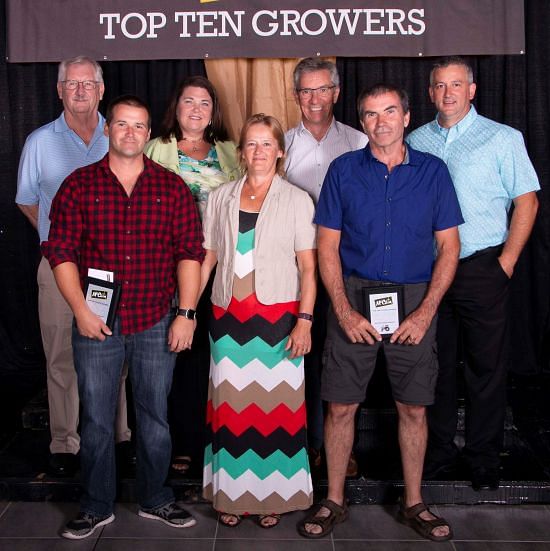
[423,458,456,480]
[471,466,500,491]
[48,453,78,477]
[138,502,196,528]
[61,512,115,539]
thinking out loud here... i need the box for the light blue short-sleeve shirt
[16,112,108,243]
[407,106,540,258]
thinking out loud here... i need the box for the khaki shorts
[321,276,438,406]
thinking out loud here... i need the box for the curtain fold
[205,57,334,140]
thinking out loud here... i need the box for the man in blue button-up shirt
[408,57,539,492]
[298,84,462,541]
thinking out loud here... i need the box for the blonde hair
[238,114,286,176]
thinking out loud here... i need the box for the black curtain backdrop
[1,0,549,432]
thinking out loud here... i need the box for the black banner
[7,0,525,62]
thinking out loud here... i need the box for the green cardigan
[144,135,240,182]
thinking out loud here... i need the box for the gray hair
[293,57,340,91]
[430,56,474,86]
[58,56,103,83]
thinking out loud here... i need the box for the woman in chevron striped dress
[199,114,317,528]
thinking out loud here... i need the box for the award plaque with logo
[84,277,121,331]
[362,285,404,339]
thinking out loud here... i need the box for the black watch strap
[297,312,314,322]
[177,308,197,320]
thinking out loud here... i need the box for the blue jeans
[73,312,176,516]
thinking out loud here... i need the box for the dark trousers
[304,283,329,451]
[429,246,510,470]
[168,279,212,462]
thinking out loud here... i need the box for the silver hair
[430,56,474,86]
[293,57,340,91]
[58,56,103,83]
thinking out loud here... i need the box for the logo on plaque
[374,296,393,308]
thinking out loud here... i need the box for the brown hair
[105,94,151,128]
[238,114,286,176]
[357,83,409,119]
[159,75,229,144]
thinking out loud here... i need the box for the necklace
[245,183,266,201]
[182,136,203,153]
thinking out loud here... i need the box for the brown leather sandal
[398,501,453,541]
[297,499,349,539]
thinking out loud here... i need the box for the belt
[459,244,504,264]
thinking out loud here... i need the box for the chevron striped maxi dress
[203,210,313,515]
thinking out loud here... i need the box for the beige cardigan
[203,175,317,308]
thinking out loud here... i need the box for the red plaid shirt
[42,154,205,334]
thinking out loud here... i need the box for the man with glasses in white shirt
[285,57,368,204]
[285,58,368,475]
[16,55,131,478]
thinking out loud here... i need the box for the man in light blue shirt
[16,55,131,477]
[407,57,539,491]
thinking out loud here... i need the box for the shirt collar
[364,143,419,166]
[435,104,478,137]
[298,116,338,141]
[54,112,71,133]
[54,111,106,138]
[97,152,151,178]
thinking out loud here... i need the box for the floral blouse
[177,146,228,218]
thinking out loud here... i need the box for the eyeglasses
[297,85,336,99]
[61,80,99,90]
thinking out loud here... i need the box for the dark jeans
[73,312,177,516]
[429,246,510,470]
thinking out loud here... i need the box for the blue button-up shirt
[315,144,463,284]
[407,106,540,258]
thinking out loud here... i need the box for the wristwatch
[297,312,314,322]
[177,308,197,320]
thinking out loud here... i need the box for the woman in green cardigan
[145,75,240,217]
[145,75,239,477]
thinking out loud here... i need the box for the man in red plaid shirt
[42,95,205,539]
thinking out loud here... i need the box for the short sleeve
[499,129,540,199]
[16,134,40,205]
[433,161,464,231]
[314,159,343,230]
